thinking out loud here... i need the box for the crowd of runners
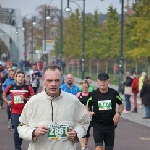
[0,63,124,150]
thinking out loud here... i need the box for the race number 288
[49,127,68,136]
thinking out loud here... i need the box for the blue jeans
[11,113,23,149]
[124,95,131,111]
[145,106,150,117]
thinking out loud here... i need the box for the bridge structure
[0,7,25,62]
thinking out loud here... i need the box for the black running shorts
[93,126,115,150]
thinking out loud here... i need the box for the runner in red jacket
[3,71,34,150]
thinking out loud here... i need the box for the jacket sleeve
[17,100,35,141]
[2,80,7,91]
[73,99,90,140]
[140,84,146,98]
[139,78,143,91]
[124,77,132,86]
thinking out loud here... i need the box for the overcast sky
[0,0,130,16]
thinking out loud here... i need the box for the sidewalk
[71,76,150,128]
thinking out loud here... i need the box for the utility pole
[24,20,27,61]
[44,6,47,65]
[60,0,63,72]
[81,0,85,79]
[118,0,124,92]
[31,16,34,62]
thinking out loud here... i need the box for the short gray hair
[43,65,61,78]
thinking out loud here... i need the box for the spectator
[131,72,139,113]
[122,72,133,113]
[140,75,150,119]
[19,60,24,71]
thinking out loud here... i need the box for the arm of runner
[18,99,38,141]
[113,93,124,125]
[113,104,124,125]
[86,92,94,116]
[73,100,90,142]
[3,85,11,106]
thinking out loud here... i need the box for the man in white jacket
[17,65,90,150]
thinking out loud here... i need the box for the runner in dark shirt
[87,73,124,150]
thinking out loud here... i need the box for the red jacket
[4,84,34,114]
[132,77,139,93]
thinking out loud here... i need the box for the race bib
[98,100,112,110]
[48,124,69,141]
[32,82,37,87]
[14,96,24,104]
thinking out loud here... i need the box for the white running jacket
[17,91,90,150]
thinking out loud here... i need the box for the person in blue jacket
[61,74,80,95]
[2,70,16,130]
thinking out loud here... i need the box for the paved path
[1,85,150,150]
[1,103,150,150]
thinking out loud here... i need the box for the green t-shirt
[79,84,94,92]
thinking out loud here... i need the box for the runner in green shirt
[79,77,94,92]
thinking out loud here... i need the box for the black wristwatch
[118,112,121,116]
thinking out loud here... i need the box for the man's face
[87,78,92,84]
[16,73,25,84]
[32,65,37,71]
[43,69,61,96]
[97,79,109,90]
[10,71,15,79]
[66,75,73,85]
[126,72,130,77]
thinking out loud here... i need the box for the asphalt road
[0,88,150,150]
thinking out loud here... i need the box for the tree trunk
[77,59,80,76]
[148,57,150,77]
[89,59,92,77]
[66,58,69,73]
[71,61,74,74]
[96,59,99,74]
[135,59,138,73]
[113,58,116,81]
[105,59,108,73]
[124,59,126,81]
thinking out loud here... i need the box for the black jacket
[124,77,132,86]
[140,83,150,106]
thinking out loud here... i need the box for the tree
[63,9,82,59]
[98,6,119,74]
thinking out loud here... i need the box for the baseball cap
[98,73,109,80]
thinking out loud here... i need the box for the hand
[33,125,48,137]
[89,111,95,117]
[8,101,12,106]
[19,95,25,100]
[113,113,120,125]
[67,127,77,141]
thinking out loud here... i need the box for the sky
[0,0,129,17]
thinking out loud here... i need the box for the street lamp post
[31,16,34,62]
[47,1,64,71]
[66,0,85,79]
[22,20,27,61]
[60,0,63,61]
[23,14,34,62]
[118,0,124,92]
[82,0,85,80]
